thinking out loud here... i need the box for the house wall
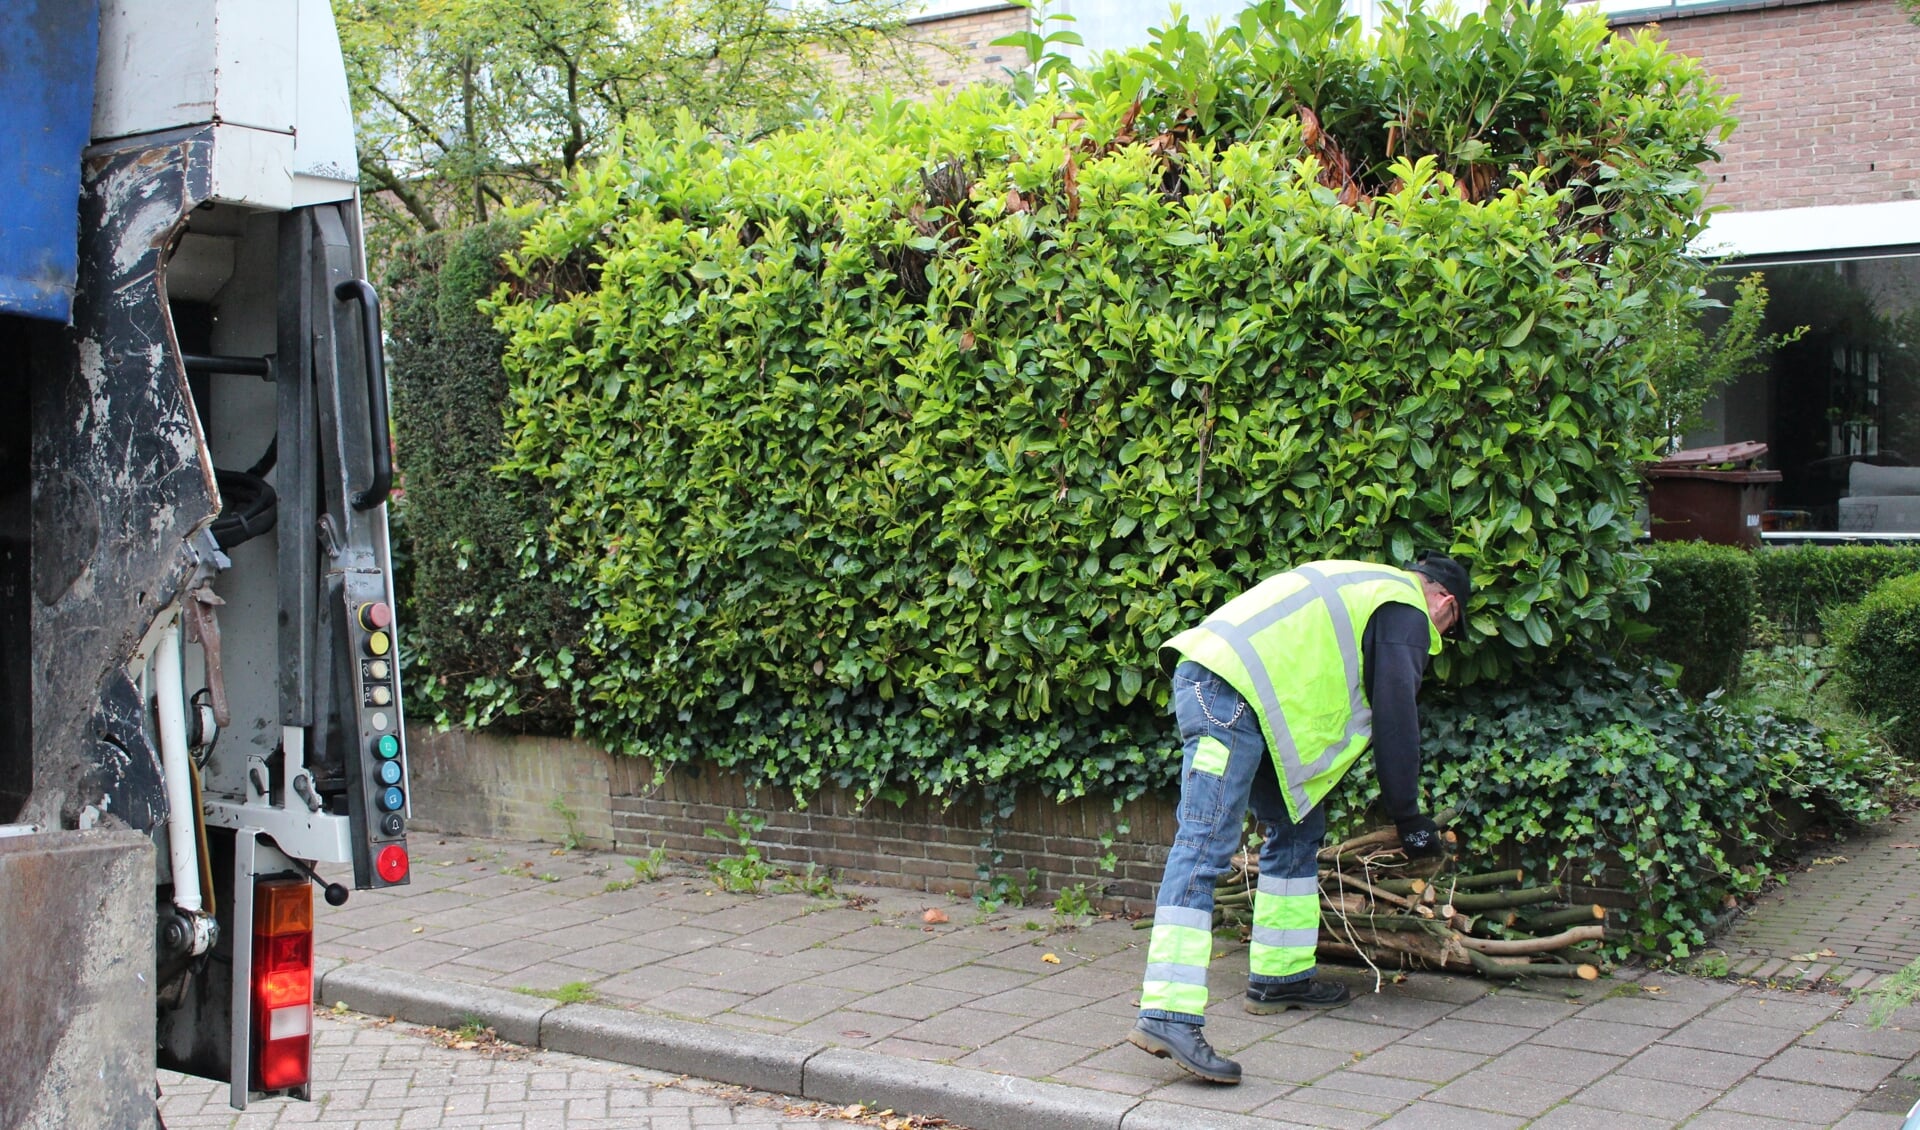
[1610,0,1920,213]
[901,5,1029,93]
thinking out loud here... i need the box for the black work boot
[1127,1017,1242,1084]
[1245,978,1353,1014]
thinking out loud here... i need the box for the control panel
[338,572,409,889]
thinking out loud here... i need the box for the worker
[1127,553,1471,1084]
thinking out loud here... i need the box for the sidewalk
[314,832,1920,1129]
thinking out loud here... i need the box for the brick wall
[405,725,1173,911]
[901,5,1029,93]
[1608,0,1920,212]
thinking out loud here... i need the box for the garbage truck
[0,1,411,1123]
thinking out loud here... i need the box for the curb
[314,963,1246,1130]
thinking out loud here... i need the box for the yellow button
[367,631,390,657]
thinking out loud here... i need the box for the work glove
[1397,813,1447,859]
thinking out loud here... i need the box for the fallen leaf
[411,926,424,934]
[841,1104,866,1118]
[841,1030,870,1040]
[1790,949,1836,961]
[1810,856,1848,866]
[1891,843,1920,849]
[1042,953,1061,964]
[922,908,949,925]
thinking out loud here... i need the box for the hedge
[387,218,585,731]
[476,0,1733,807]
[1829,571,1920,757]
[1755,544,1920,637]
[1634,540,1755,699]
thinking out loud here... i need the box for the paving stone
[1421,1064,1582,1117]
[1758,1046,1901,1090]
[1268,1014,1414,1055]
[1531,1017,1667,1057]
[1343,1042,1488,1084]
[1447,992,1581,1028]
[1479,1042,1624,1086]
[1246,1096,1382,1129]
[1392,1017,1534,1055]
[1662,1017,1806,1058]
[1570,1073,1717,1120]
[1671,1112,1827,1129]
[1621,1042,1763,1088]
[1369,1099,1525,1128]
[1714,1077,1876,1124]
[1523,1104,1677,1130]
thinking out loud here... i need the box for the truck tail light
[251,879,313,1091]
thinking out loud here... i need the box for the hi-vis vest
[1162,561,1440,821]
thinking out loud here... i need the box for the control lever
[288,856,350,907]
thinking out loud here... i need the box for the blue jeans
[1140,661,1327,1025]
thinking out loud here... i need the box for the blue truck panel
[0,0,102,323]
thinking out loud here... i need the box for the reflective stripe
[1142,914,1215,1016]
[1251,925,1322,950]
[1253,891,1319,932]
[1146,921,1214,968]
[1192,734,1230,777]
[1199,567,1417,815]
[1257,874,1320,898]
[1140,979,1210,1015]
[1154,905,1213,932]
[1143,962,1209,986]
[1248,937,1317,978]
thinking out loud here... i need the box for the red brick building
[1592,0,1920,536]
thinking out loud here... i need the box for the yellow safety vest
[1162,561,1440,820]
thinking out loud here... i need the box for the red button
[376,844,409,883]
[358,602,393,631]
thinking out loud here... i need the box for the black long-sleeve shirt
[1361,601,1433,826]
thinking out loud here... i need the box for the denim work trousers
[1138,661,1327,1025]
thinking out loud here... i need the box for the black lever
[332,279,393,511]
[289,856,350,907]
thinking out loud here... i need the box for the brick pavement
[1719,810,1920,988]
[158,1009,920,1129]
[306,833,1920,1129]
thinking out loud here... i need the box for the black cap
[1408,552,1472,629]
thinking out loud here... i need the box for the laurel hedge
[422,0,1734,808]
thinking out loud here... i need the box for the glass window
[1708,255,1920,537]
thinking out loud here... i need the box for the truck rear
[1,1,413,1122]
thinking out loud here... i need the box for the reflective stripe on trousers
[1250,874,1319,979]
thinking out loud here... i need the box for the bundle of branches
[1211,819,1607,981]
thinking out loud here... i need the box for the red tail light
[252,879,313,1091]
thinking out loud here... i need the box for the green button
[375,734,400,759]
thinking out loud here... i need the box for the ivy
[1324,651,1888,956]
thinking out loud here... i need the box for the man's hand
[1397,814,1447,859]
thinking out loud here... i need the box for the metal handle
[333,279,393,511]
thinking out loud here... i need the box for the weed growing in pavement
[548,794,584,850]
[706,810,774,894]
[516,981,598,1005]
[534,872,559,883]
[974,868,1039,913]
[1051,883,1094,929]
[606,847,670,891]
[1858,956,1920,1029]
[775,862,837,899]
[454,1015,489,1041]
[1686,951,1731,979]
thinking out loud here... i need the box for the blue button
[380,786,405,812]
[377,760,402,786]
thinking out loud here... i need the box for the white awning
[1696,199,1920,264]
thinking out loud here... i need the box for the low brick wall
[405,726,1175,911]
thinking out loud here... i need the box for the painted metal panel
[94,0,297,141]
[0,0,102,322]
[291,0,359,205]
